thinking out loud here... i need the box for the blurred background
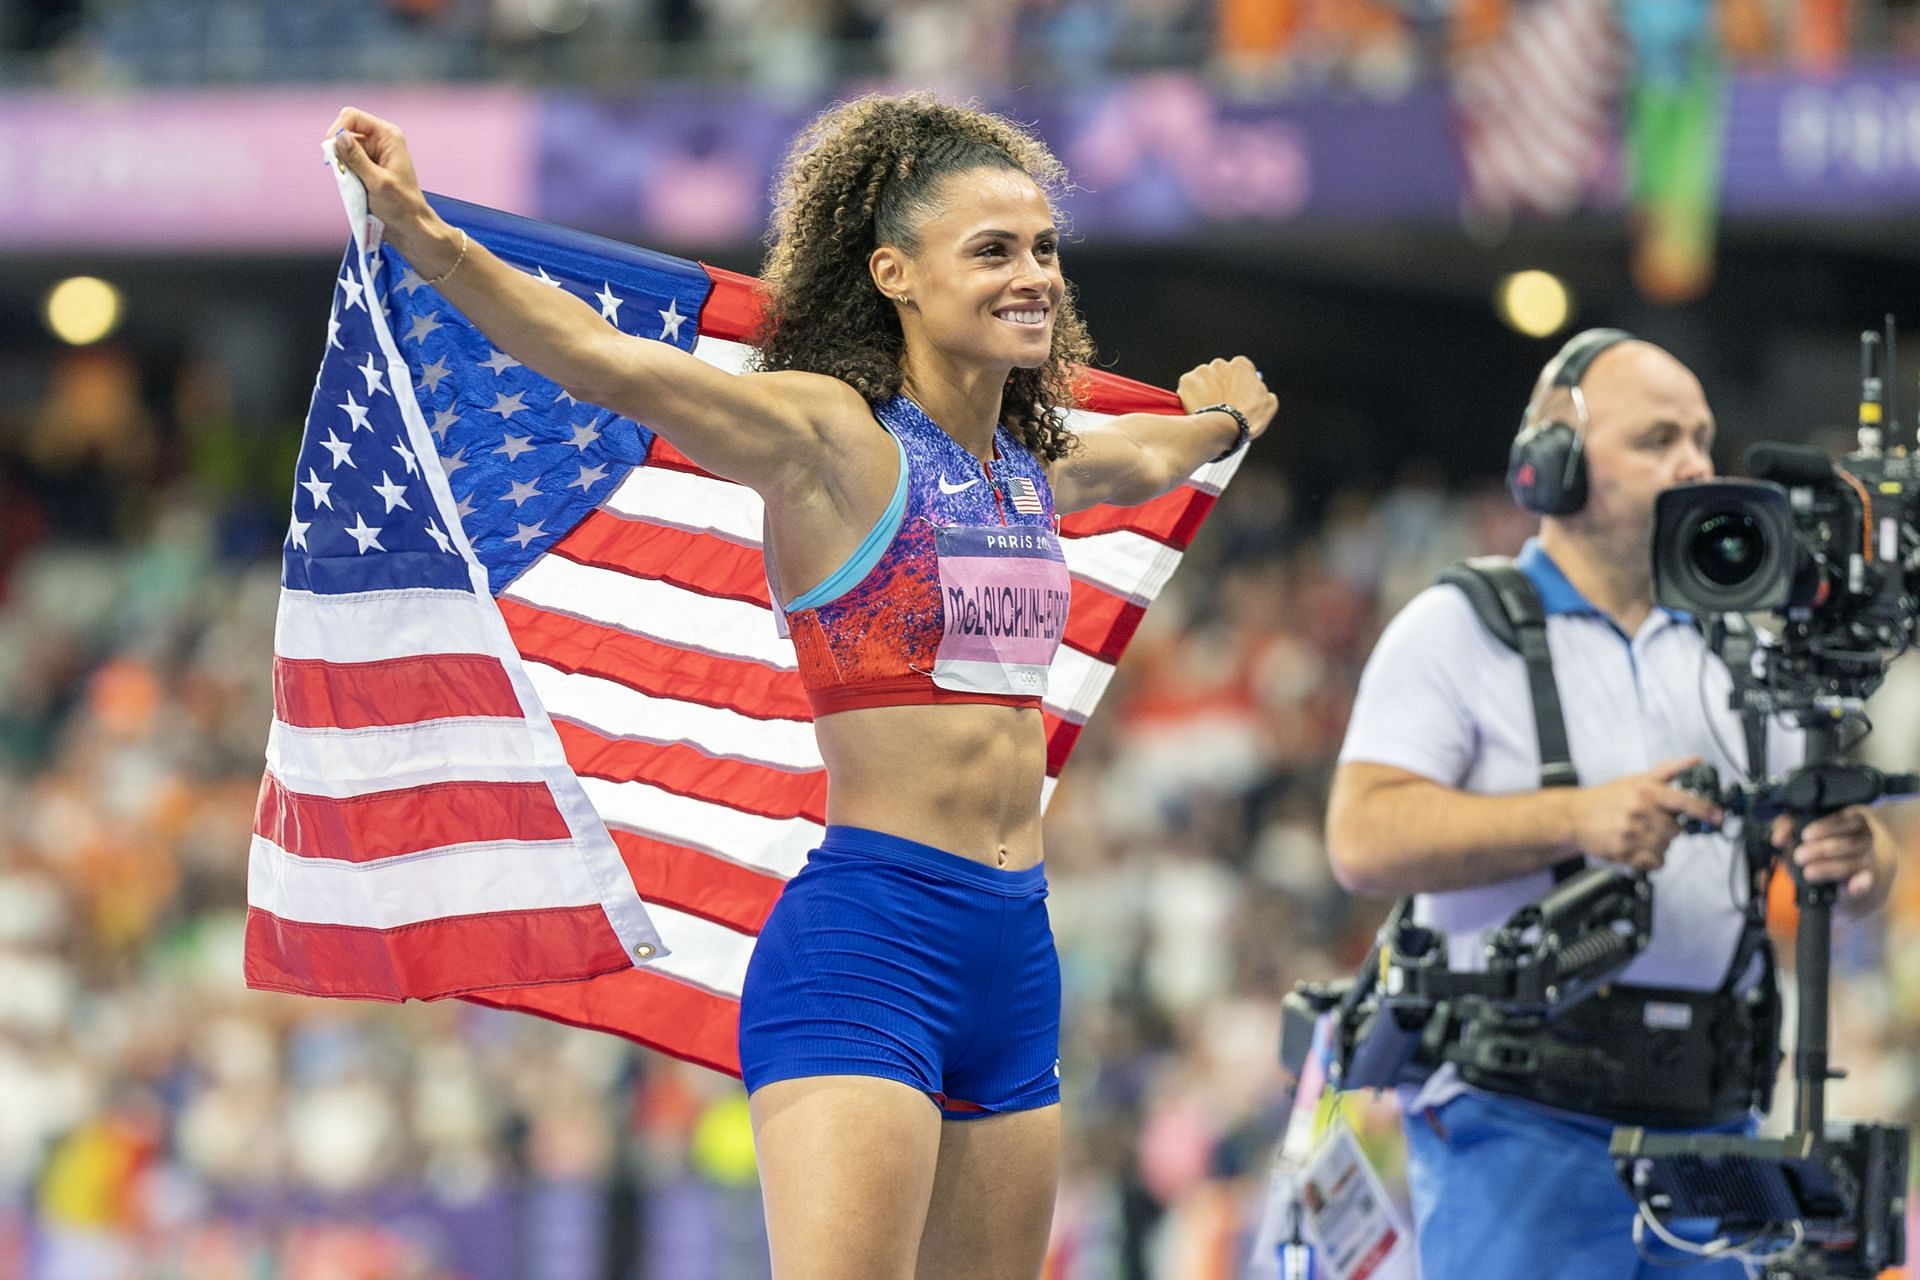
[5,0,1920,1276]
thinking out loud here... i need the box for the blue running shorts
[738,824,1061,1118]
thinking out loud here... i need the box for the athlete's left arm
[1049,356,1278,513]
[1771,805,1900,917]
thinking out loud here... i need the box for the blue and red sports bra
[774,395,1073,717]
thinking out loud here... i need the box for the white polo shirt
[1338,540,1799,1106]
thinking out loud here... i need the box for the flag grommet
[634,943,657,959]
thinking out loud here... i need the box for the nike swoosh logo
[938,475,982,495]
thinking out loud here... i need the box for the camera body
[1652,443,1920,708]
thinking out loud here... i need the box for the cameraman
[1325,332,1897,1279]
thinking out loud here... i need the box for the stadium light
[45,276,122,345]
[1496,270,1571,339]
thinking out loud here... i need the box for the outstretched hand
[1177,357,1278,445]
[326,107,437,250]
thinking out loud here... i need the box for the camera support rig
[1609,687,1918,1277]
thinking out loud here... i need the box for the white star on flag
[428,407,459,440]
[299,469,334,510]
[597,283,623,325]
[392,439,418,475]
[507,520,547,550]
[405,311,443,344]
[419,355,452,394]
[372,472,413,513]
[343,511,385,553]
[658,298,685,341]
[568,463,609,492]
[441,449,469,477]
[424,520,453,553]
[394,265,428,296]
[327,308,344,351]
[338,272,367,312]
[535,267,564,288]
[488,392,529,421]
[568,421,601,450]
[357,352,388,397]
[318,430,356,469]
[480,349,522,375]
[287,516,311,550]
[503,478,542,507]
[494,433,535,462]
[339,391,373,432]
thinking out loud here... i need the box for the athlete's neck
[900,352,1008,462]
[1538,521,1655,635]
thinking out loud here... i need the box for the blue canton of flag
[292,194,711,595]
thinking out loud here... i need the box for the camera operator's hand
[1569,756,1724,873]
[1771,806,1894,911]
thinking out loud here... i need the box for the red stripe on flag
[696,265,765,345]
[610,828,785,934]
[465,966,744,1078]
[1044,714,1084,777]
[644,437,713,478]
[552,719,827,825]
[244,904,632,1001]
[1061,484,1216,550]
[1064,584,1146,667]
[273,653,521,728]
[551,510,770,607]
[255,772,570,863]
[498,598,812,722]
[1074,370,1184,416]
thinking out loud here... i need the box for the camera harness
[1422,557,1782,1127]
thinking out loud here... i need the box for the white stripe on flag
[275,588,500,663]
[603,466,766,544]
[578,775,820,879]
[248,831,599,927]
[524,662,824,771]
[266,718,553,796]
[504,554,798,669]
[1063,528,1185,605]
[1045,645,1116,727]
[645,905,757,997]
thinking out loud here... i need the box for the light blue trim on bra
[783,427,911,613]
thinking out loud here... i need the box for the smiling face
[869,165,1066,374]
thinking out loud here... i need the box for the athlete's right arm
[1325,758,1720,896]
[328,108,861,497]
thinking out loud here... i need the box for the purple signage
[1723,66,1920,211]
[0,88,536,251]
[10,70,1920,253]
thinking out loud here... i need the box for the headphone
[1506,327,1636,516]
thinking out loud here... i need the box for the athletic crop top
[774,394,1073,717]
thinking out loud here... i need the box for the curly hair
[753,94,1092,462]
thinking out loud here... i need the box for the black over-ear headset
[1506,327,1636,516]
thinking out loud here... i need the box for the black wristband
[1194,403,1252,463]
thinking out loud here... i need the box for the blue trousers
[1404,1090,1753,1280]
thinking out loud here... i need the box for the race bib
[931,525,1071,697]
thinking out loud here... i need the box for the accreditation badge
[930,525,1071,697]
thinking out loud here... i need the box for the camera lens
[1690,513,1765,587]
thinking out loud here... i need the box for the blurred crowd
[2,342,1918,1279]
[7,0,1920,94]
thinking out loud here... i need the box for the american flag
[245,163,1245,1076]
[1452,0,1628,218]
[1007,474,1045,516]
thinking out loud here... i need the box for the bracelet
[1195,402,1252,463]
[422,227,468,287]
